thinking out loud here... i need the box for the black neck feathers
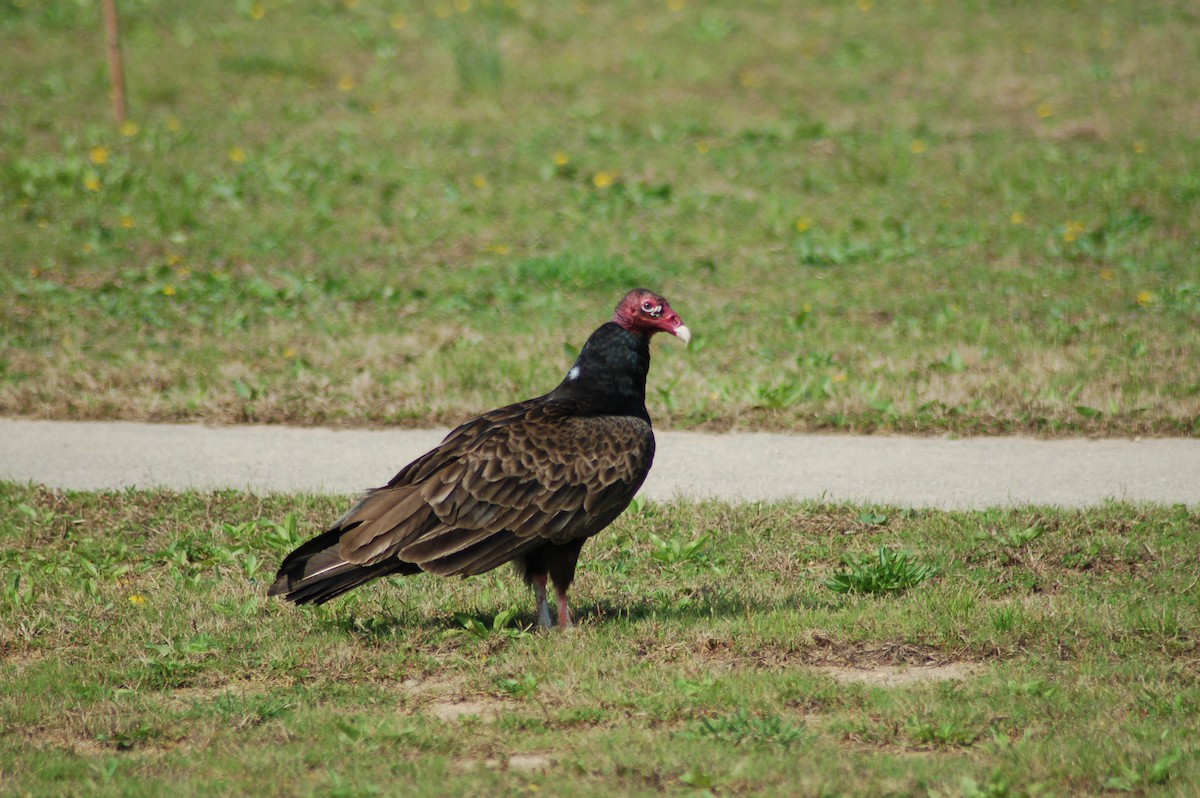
[549,322,651,420]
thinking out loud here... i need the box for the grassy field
[3,1,1199,435]
[2,483,1198,796]
[5,4,1198,795]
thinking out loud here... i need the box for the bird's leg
[533,573,553,629]
[555,585,572,628]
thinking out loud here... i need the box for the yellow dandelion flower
[831,372,848,383]
[167,117,182,132]
[485,243,511,255]
[129,594,147,605]
[667,0,685,12]
[176,266,191,279]
[910,139,927,154]
[553,151,570,166]
[575,2,589,15]
[434,3,452,18]
[338,74,356,92]
[81,242,94,254]
[592,170,617,189]
[250,3,266,20]
[119,120,140,137]
[695,139,710,154]
[1099,268,1114,281]
[857,0,873,10]
[453,0,471,11]
[1036,103,1053,119]
[89,146,110,165]
[802,302,812,313]
[163,285,176,297]
[1133,140,1146,154]
[1062,220,1085,242]
[1136,290,1154,306]
[343,0,359,8]
[390,13,407,30]
[167,254,182,267]
[84,175,101,192]
[283,347,297,359]
[1010,212,1024,225]
[368,101,380,114]
[120,215,135,229]
[795,217,812,233]
[472,174,488,189]
[738,69,761,88]
[229,146,246,164]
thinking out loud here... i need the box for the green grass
[2,1,1199,434]
[825,545,938,594]
[3,483,1199,796]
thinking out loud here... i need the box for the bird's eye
[641,301,662,316]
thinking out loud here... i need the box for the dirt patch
[153,676,300,713]
[806,638,964,667]
[689,635,987,688]
[0,649,45,670]
[16,719,183,757]
[689,634,971,670]
[20,728,110,757]
[399,675,465,695]
[506,754,553,772]
[453,753,555,773]
[814,662,981,688]
[400,675,508,723]
[428,700,501,722]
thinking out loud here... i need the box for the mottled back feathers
[331,406,654,578]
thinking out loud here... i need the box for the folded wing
[268,401,654,603]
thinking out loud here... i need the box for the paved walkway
[1,418,1196,509]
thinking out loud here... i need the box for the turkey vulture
[268,288,689,628]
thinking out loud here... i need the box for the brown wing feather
[324,404,653,578]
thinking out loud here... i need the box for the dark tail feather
[279,559,420,605]
[268,526,421,605]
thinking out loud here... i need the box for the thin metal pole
[102,0,127,124]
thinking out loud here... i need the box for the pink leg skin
[555,586,572,628]
[534,574,553,629]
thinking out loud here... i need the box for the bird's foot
[534,575,554,628]
[556,589,572,629]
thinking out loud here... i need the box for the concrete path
[1,418,1196,509]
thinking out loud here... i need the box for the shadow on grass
[320,587,836,639]
[578,593,809,626]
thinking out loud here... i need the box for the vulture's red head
[612,289,691,345]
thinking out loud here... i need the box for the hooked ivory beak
[673,324,691,346]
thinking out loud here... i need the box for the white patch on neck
[567,366,581,381]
